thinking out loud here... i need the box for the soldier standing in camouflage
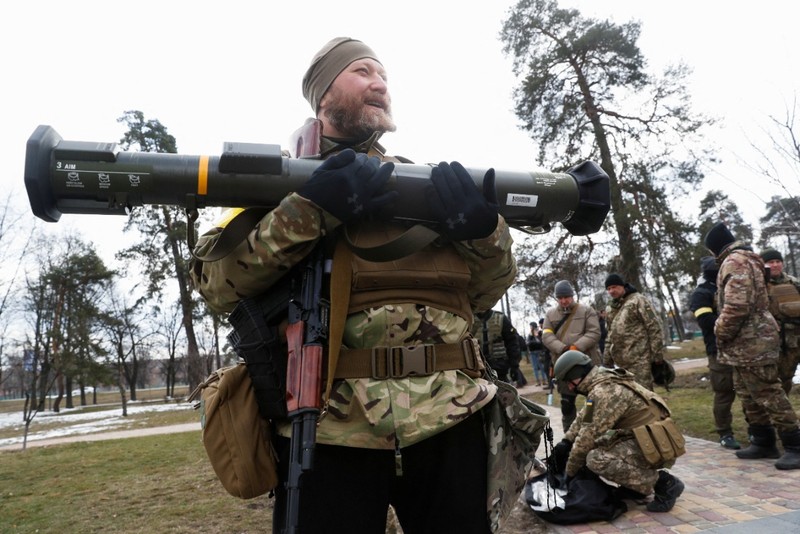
[760,248,800,395]
[689,256,740,450]
[704,223,800,470]
[550,351,686,513]
[541,280,601,431]
[191,37,518,533]
[471,309,522,384]
[603,273,666,390]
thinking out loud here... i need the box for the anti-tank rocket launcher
[24,125,611,237]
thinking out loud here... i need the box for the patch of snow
[0,402,193,447]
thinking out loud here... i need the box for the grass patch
[0,432,275,533]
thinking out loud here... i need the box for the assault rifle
[283,245,329,534]
[24,125,611,237]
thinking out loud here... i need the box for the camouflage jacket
[715,243,779,366]
[604,290,664,368]
[189,135,517,449]
[542,301,602,365]
[563,366,670,477]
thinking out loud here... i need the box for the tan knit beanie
[302,37,381,113]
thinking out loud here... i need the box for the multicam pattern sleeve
[190,193,341,313]
[715,252,755,345]
[715,248,780,365]
[454,216,517,312]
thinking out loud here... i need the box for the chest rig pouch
[346,223,472,320]
[769,283,800,320]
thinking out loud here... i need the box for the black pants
[561,393,577,432]
[272,412,490,534]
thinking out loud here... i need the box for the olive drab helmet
[553,350,593,382]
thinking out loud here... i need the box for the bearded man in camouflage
[603,273,665,390]
[760,248,800,395]
[705,223,800,470]
[550,351,685,513]
[190,38,517,533]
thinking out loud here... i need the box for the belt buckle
[372,345,435,379]
[392,345,434,377]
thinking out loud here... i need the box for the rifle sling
[553,307,576,340]
[325,238,351,404]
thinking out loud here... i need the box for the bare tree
[101,284,153,407]
[746,94,800,204]
[153,300,183,398]
[0,192,34,393]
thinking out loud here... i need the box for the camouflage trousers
[708,353,737,436]
[733,363,799,433]
[586,436,659,495]
[623,359,654,392]
[778,344,800,396]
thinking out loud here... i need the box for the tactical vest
[590,368,671,428]
[480,312,508,363]
[768,281,800,321]
[346,221,473,322]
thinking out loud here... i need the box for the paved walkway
[516,358,800,533]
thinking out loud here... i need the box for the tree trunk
[571,57,642,288]
[163,208,203,390]
[118,360,128,417]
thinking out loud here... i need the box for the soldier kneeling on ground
[550,351,686,513]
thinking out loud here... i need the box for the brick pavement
[521,388,800,533]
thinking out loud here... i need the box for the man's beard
[323,88,397,140]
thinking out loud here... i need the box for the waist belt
[335,338,482,379]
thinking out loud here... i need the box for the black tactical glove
[426,161,498,241]
[551,439,573,474]
[297,149,397,222]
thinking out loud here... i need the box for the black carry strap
[552,307,576,338]
[342,224,440,262]
[190,206,440,263]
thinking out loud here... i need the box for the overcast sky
[2,0,798,268]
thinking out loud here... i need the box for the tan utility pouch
[780,302,800,318]
[632,418,685,466]
[771,284,800,318]
[189,363,278,499]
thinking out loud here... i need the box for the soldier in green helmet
[550,350,686,513]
